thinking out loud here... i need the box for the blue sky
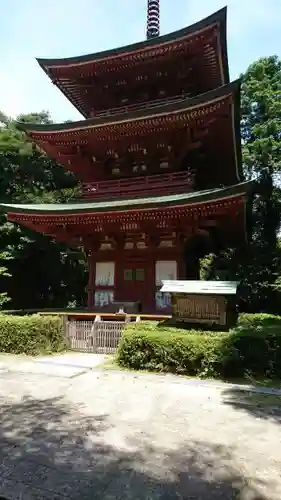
[0,0,280,123]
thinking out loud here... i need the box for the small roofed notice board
[160,280,239,328]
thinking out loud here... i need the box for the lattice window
[124,268,145,281]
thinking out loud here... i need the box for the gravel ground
[0,368,280,499]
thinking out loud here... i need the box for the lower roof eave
[1,181,255,221]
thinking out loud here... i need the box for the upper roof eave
[1,181,254,216]
[37,7,229,84]
[16,79,240,135]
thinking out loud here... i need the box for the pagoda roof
[17,79,239,134]
[37,8,229,118]
[38,8,228,71]
[2,181,253,217]
[17,80,242,185]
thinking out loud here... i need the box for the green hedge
[0,314,67,355]
[117,314,281,380]
[238,312,281,327]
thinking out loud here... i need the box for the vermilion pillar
[87,252,95,309]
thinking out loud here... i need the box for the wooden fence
[65,317,128,353]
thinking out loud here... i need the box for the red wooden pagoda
[2,4,253,313]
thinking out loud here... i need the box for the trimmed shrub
[0,314,67,355]
[238,313,281,327]
[117,317,281,380]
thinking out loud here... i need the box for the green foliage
[0,251,11,307]
[0,314,67,355]
[0,112,87,309]
[201,56,281,313]
[238,312,281,327]
[117,322,225,378]
[239,56,281,310]
[117,316,281,380]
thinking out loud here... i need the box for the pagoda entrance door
[118,259,147,308]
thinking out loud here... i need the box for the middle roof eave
[17,80,240,135]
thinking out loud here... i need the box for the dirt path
[0,368,280,499]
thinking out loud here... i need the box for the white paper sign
[155,291,172,310]
[155,261,177,286]
[94,290,114,307]
[95,262,115,286]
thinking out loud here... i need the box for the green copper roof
[1,181,254,216]
[17,81,240,134]
[160,280,239,295]
[37,7,228,84]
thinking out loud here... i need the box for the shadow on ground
[222,387,281,423]
[0,391,267,499]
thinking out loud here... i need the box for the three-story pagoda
[2,3,253,313]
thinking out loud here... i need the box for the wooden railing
[81,171,194,200]
[91,93,191,118]
[66,319,126,353]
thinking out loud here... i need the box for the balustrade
[91,93,191,118]
[81,171,194,200]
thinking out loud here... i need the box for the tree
[242,56,281,245]
[0,251,11,307]
[201,56,281,312]
[0,110,10,125]
[0,113,87,310]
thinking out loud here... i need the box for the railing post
[63,315,70,348]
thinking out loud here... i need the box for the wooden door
[119,260,147,304]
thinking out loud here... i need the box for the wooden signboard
[171,293,227,325]
[161,280,239,329]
